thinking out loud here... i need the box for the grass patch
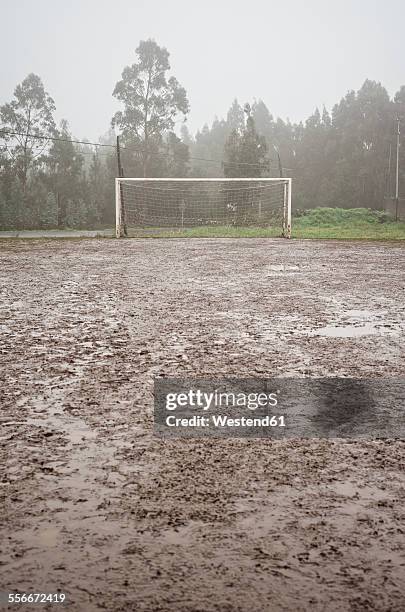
[292,207,405,239]
[292,223,405,240]
[129,226,283,238]
[128,208,405,240]
[2,208,404,241]
[295,207,391,226]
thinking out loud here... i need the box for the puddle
[27,403,98,447]
[268,264,300,275]
[313,309,399,337]
[159,521,203,546]
[329,481,389,503]
[315,324,380,338]
[311,308,400,338]
[16,526,60,549]
[345,309,385,320]
[24,388,131,515]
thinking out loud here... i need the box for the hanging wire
[0,128,291,170]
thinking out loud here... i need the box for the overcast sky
[1,0,404,142]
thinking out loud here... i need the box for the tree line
[1,39,404,230]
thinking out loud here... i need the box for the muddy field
[1,238,405,612]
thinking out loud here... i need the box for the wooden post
[395,118,400,222]
[57,192,60,228]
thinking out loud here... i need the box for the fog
[1,0,404,140]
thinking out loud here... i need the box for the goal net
[115,178,291,238]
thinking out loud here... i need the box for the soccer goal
[115,178,292,238]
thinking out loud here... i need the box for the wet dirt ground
[0,238,404,612]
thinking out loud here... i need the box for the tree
[112,39,189,176]
[180,124,193,147]
[251,100,297,177]
[86,152,104,226]
[394,86,405,126]
[223,104,268,178]
[163,132,189,177]
[0,74,56,190]
[294,107,329,208]
[141,131,190,177]
[227,99,245,133]
[252,99,273,139]
[329,80,392,209]
[46,120,84,227]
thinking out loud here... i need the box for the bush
[294,207,395,227]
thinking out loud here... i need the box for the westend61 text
[166,415,285,427]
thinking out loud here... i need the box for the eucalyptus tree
[0,73,56,190]
[112,39,189,176]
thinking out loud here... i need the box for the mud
[0,238,404,611]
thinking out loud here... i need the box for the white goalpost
[115,178,292,238]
